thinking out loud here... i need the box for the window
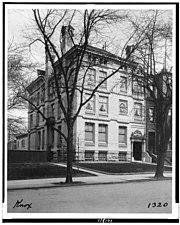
[41,84,45,102]
[85,123,95,143]
[118,126,127,144]
[99,57,107,65]
[37,92,40,106]
[37,131,41,149]
[118,152,127,161]
[49,82,55,99]
[120,77,127,92]
[149,107,154,122]
[119,100,128,115]
[99,96,108,114]
[29,96,33,111]
[43,107,45,121]
[93,56,97,64]
[98,124,108,144]
[57,126,62,147]
[51,128,54,148]
[148,132,156,154]
[30,114,33,128]
[133,80,143,96]
[99,71,107,88]
[88,54,97,64]
[87,69,96,84]
[85,94,95,113]
[100,58,103,64]
[136,65,142,74]
[147,84,154,97]
[134,103,142,118]
[50,103,55,117]
[37,112,39,125]
[42,130,45,149]
[88,54,92,62]
[167,138,172,151]
[168,108,172,116]
[21,139,25,148]
[85,151,94,161]
[98,151,107,161]
[57,102,61,119]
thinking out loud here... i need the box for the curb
[7,176,172,191]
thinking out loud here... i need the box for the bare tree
[23,9,160,183]
[7,116,28,142]
[7,41,38,140]
[28,9,128,183]
[127,10,172,178]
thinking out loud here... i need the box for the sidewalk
[7,163,172,190]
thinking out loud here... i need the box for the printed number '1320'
[148,202,168,208]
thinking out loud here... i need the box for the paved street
[7,180,172,213]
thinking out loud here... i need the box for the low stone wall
[8,150,48,163]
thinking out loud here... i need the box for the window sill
[85,158,94,161]
[118,144,127,147]
[98,158,107,161]
[119,113,128,116]
[87,82,96,86]
[134,118,144,121]
[85,142,95,146]
[99,113,108,117]
[85,111,95,115]
[120,90,127,93]
[98,143,108,147]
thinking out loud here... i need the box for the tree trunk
[154,147,167,178]
[65,121,74,183]
[154,101,167,179]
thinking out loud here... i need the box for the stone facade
[72,66,147,162]
[26,25,153,163]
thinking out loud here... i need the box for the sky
[7,6,174,65]
[6,4,175,127]
[8,9,45,67]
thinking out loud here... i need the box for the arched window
[119,100,128,114]
[120,103,126,113]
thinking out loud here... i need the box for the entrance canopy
[130,130,146,141]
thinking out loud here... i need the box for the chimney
[61,25,74,55]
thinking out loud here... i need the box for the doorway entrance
[133,142,142,160]
[148,132,156,154]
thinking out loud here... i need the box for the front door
[148,132,156,154]
[133,142,142,160]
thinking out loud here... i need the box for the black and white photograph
[3,1,179,222]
